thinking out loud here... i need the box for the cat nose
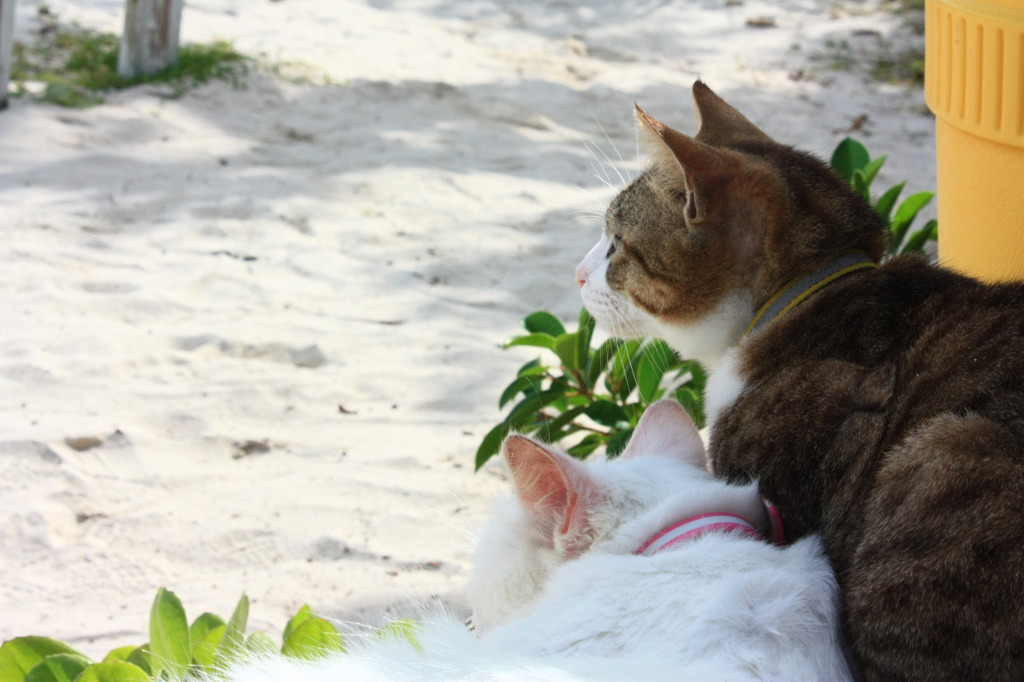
[574,264,587,287]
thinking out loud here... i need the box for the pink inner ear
[504,436,570,511]
[683,170,701,223]
[619,400,706,470]
[503,435,601,557]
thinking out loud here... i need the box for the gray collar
[744,251,877,338]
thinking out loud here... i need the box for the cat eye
[606,235,622,258]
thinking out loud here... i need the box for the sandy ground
[1,0,934,658]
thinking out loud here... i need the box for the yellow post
[925,0,1024,282]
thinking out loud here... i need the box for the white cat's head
[467,401,724,633]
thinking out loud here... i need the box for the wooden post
[0,0,14,110]
[117,0,183,80]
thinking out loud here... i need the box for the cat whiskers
[571,182,615,215]
[603,291,645,338]
[581,140,620,193]
[578,115,635,196]
[570,208,607,224]
[589,110,629,185]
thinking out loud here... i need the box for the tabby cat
[575,81,1024,681]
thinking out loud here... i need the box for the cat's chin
[581,282,751,369]
[585,301,750,370]
[580,288,650,340]
[642,293,752,370]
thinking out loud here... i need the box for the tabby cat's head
[576,81,886,366]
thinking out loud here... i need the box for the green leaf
[566,433,606,458]
[830,137,870,183]
[281,617,344,659]
[188,613,225,650]
[564,392,591,409]
[851,168,869,200]
[125,647,150,676]
[245,631,277,655]
[605,427,635,457]
[635,340,679,403]
[282,605,314,646]
[673,386,707,429]
[215,593,249,667]
[622,402,646,424]
[148,587,191,679]
[892,190,934,223]
[574,309,596,370]
[498,376,532,409]
[505,333,555,351]
[375,620,422,652]
[73,662,151,682]
[516,358,546,378]
[552,333,581,370]
[100,648,134,665]
[534,405,588,442]
[508,389,566,429]
[674,359,708,393]
[585,337,624,389]
[23,655,90,682]
[585,400,629,428]
[902,219,938,254]
[873,181,905,224]
[862,154,887,187]
[606,339,642,399]
[191,625,225,670]
[889,191,934,252]
[475,422,510,470]
[538,425,583,445]
[577,307,593,330]
[522,311,566,337]
[0,638,87,682]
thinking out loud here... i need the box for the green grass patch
[807,0,925,86]
[811,37,924,86]
[12,17,251,108]
[870,49,925,85]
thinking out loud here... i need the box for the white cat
[223,401,849,681]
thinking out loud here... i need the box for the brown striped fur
[586,82,1024,680]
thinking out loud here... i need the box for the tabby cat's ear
[690,80,773,147]
[619,400,707,471]
[503,435,603,558]
[635,104,726,226]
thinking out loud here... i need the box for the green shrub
[0,588,418,682]
[830,137,937,255]
[474,308,706,470]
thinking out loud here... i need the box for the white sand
[1,0,933,658]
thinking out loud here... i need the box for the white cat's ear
[619,400,706,470]
[690,80,774,148]
[503,435,603,559]
[634,104,725,226]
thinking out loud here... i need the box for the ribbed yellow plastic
[925,0,1024,282]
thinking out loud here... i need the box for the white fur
[575,235,751,370]
[704,346,747,436]
[219,403,848,682]
[648,293,751,371]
